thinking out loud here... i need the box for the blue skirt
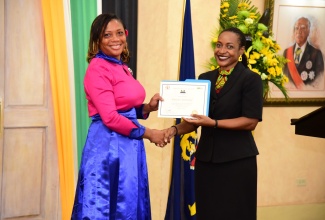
[71,109,151,220]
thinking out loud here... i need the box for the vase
[262,81,270,101]
[245,34,252,50]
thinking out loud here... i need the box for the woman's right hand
[144,128,169,147]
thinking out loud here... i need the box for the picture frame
[264,0,325,106]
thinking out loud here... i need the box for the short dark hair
[219,27,248,68]
[220,27,246,48]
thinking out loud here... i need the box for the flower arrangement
[208,0,289,100]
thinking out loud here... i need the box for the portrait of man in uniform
[283,17,324,90]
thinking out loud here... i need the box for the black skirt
[195,156,257,220]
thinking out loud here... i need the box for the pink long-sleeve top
[84,58,146,136]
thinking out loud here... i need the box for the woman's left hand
[146,93,163,112]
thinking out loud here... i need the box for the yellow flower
[282,75,289,84]
[251,68,260,74]
[249,13,258,19]
[251,51,261,59]
[268,67,276,76]
[238,3,249,8]
[212,37,218,43]
[262,37,274,47]
[275,66,283,75]
[249,59,257,64]
[274,43,281,51]
[263,53,275,66]
[260,47,270,56]
[220,2,230,8]
[268,57,279,66]
[209,0,289,99]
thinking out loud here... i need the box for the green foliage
[208,0,289,100]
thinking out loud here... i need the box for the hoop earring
[238,55,242,62]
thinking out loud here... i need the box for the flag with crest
[165,0,197,219]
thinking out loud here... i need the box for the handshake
[141,93,213,147]
[142,113,214,148]
[142,93,215,147]
[145,126,178,148]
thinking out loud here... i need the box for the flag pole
[177,0,187,81]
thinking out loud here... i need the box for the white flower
[244,18,254,26]
[263,56,268,64]
[261,73,268,80]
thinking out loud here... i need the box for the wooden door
[0,0,61,219]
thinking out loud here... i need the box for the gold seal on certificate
[158,79,211,118]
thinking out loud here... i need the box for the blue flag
[165,0,197,219]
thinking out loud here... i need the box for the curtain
[70,0,97,165]
[102,0,138,78]
[41,0,75,219]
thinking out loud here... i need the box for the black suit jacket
[283,42,324,86]
[195,62,263,163]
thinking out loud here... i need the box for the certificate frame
[264,0,325,106]
[158,80,210,118]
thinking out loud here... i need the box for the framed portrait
[264,0,325,106]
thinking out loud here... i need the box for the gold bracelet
[171,125,178,136]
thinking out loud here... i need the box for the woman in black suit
[166,27,263,220]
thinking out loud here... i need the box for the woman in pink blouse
[71,13,165,220]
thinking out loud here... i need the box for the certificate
[158,80,210,118]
